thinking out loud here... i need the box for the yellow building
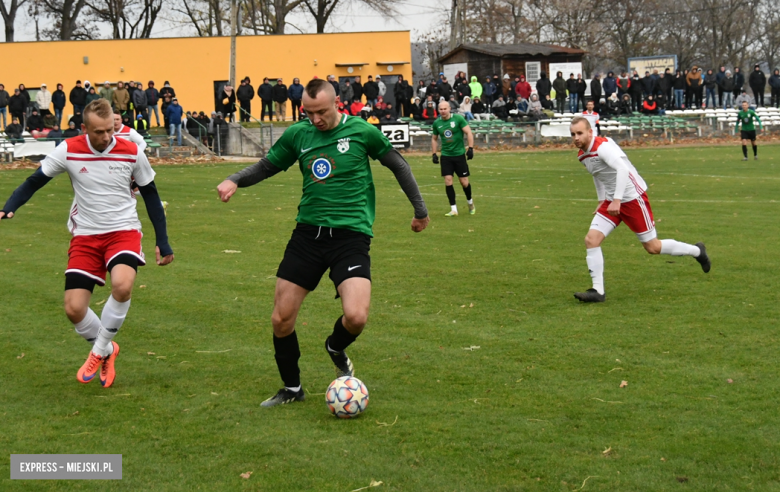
[0,31,413,120]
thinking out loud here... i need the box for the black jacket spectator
[237,82,255,103]
[536,72,552,98]
[566,75,578,95]
[52,88,66,110]
[769,69,780,90]
[590,76,602,103]
[258,81,273,101]
[273,82,288,103]
[63,122,80,138]
[159,82,176,100]
[471,98,486,114]
[364,79,379,100]
[0,87,8,109]
[425,82,439,101]
[352,79,363,101]
[640,73,656,95]
[69,113,83,129]
[733,68,745,94]
[704,70,718,90]
[673,71,685,90]
[5,121,23,141]
[457,79,471,101]
[69,84,87,107]
[657,73,672,96]
[438,82,453,101]
[748,64,766,104]
[9,93,26,116]
[629,75,643,99]
[27,112,44,131]
[602,72,617,97]
[619,94,633,114]
[145,86,159,106]
[48,128,64,144]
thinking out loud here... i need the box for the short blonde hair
[570,115,591,129]
[83,99,113,126]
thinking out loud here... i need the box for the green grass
[1,145,779,491]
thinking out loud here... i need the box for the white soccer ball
[326,376,369,419]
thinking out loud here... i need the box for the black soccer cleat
[695,242,711,273]
[325,339,354,378]
[260,388,305,408]
[574,288,606,303]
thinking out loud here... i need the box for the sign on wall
[379,123,410,148]
[443,63,468,84]
[548,62,583,79]
[628,55,677,75]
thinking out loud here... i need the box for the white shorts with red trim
[590,193,657,242]
[66,230,145,285]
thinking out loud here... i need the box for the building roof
[439,43,586,62]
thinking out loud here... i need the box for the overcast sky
[11,0,449,42]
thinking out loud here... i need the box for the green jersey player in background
[735,100,763,161]
[431,101,475,216]
[217,79,430,408]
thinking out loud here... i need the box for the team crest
[337,138,350,153]
[308,154,337,183]
[444,130,453,138]
[450,121,456,128]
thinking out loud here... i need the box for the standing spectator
[9,88,26,126]
[86,87,100,105]
[52,83,66,127]
[0,83,8,129]
[617,71,631,99]
[113,81,130,116]
[733,67,744,99]
[417,80,427,101]
[220,83,236,122]
[165,98,184,146]
[394,75,408,117]
[769,68,780,108]
[553,71,567,113]
[536,71,551,101]
[640,71,656,99]
[327,75,340,97]
[663,68,674,103]
[629,72,643,111]
[602,71,617,99]
[36,83,52,116]
[566,73,579,113]
[716,66,727,106]
[576,74,587,111]
[456,77,471,102]
[146,81,160,127]
[502,74,512,100]
[376,75,387,99]
[673,70,685,108]
[704,69,718,108]
[590,73,603,111]
[68,80,87,114]
[364,75,379,107]
[748,64,766,106]
[438,77,453,100]
[425,78,439,103]
[481,76,495,106]
[17,84,30,112]
[515,75,531,100]
[126,81,137,114]
[468,76,482,102]
[721,70,735,109]
[159,81,176,100]
[237,77,255,122]
[258,77,274,121]
[491,74,501,98]
[133,82,148,122]
[686,66,702,108]
[341,79,354,104]
[288,78,304,121]
[98,81,114,106]
[352,76,363,102]
[682,69,691,108]
[272,78,288,121]
[656,71,671,108]
[161,92,173,128]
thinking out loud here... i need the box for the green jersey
[736,109,762,131]
[431,114,469,156]
[266,113,393,237]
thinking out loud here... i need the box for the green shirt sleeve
[431,120,440,136]
[458,115,468,129]
[266,124,300,170]
[753,111,762,127]
[365,121,393,160]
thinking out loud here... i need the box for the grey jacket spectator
[341,81,354,103]
[735,92,754,107]
[132,87,148,109]
[0,87,9,108]
[704,70,718,90]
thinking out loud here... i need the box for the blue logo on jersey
[312,158,332,180]
[444,130,453,138]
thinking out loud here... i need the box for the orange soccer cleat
[77,350,105,384]
[100,342,120,388]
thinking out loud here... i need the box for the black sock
[326,316,358,353]
[742,145,748,158]
[445,185,456,206]
[273,331,301,389]
[462,183,472,201]
[753,145,757,156]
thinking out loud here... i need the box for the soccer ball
[326,376,369,419]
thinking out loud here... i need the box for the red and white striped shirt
[40,135,155,235]
[582,110,600,136]
[577,136,647,203]
[115,124,147,152]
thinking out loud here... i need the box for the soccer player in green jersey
[217,79,430,407]
[431,101,475,216]
[735,100,763,160]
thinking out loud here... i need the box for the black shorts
[440,154,470,177]
[740,130,757,141]
[276,223,371,292]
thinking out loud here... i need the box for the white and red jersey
[40,135,155,236]
[582,110,600,136]
[578,136,647,203]
[114,124,147,152]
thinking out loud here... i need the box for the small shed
[438,43,586,85]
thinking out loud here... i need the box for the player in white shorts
[569,116,710,302]
[0,99,174,386]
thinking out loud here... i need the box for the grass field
[1,144,779,491]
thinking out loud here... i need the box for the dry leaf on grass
[139,285,146,289]
[350,480,383,492]
[240,471,253,479]
[727,378,733,384]
[147,352,155,355]
[222,250,242,254]
[375,416,398,427]
[17,353,25,359]
[677,476,688,483]
[462,345,481,351]
[602,447,612,456]
[619,380,628,388]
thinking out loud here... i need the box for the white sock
[467,199,474,205]
[74,308,102,345]
[451,205,458,213]
[660,239,700,257]
[285,385,301,393]
[93,296,131,357]
[586,247,605,295]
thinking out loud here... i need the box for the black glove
[432,153,439,164]
[466,147,474,160]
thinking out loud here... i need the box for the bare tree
[172,0,229,36]
[1,0,28,41]
[240,0,303,34]
[302,0,395,34]
[87,0,162,39]
[36,0,91,40]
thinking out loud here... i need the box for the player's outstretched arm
[431,135,439,163]
[217,157,283,202]
[0,168,53,221]
[378,149,429,233]
[463,125,475,159]
[137,181,174,266]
